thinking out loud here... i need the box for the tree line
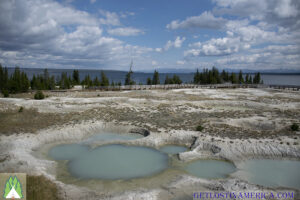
[0,64,263,96]
[193,67,262,85]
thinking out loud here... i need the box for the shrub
[196,125,204,132]
[291,123,299,131]
[34,90,45,100]
[18,106,23,113]
[2,90,9,97]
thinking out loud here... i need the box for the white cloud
[164,36,186,50]
[176,60,185,65]
[108,27,144,36]
[0,0,153,70]
[99,10,120,26]
[120,11,135,18]
[166,11,227,30]
[185,37,250,57]
[155,48,162,52]
[274,0,298,18]
[152,60,158,65]
[90,0,96,4]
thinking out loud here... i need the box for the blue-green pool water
[68,144,169,180]
[185,160,236,179]
[81,132,143,144]
[159,145,187,154]
[48,144,89,160]
[239,159,300,189]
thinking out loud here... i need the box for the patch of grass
[27,175,61,200]
[291,123,299,131]
[0,109,68,135]
[18,106,23,113]
[196,125,204,132]
[34,90,45,100]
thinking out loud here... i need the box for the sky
[0,0,299,72]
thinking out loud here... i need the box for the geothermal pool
[238,159,300,189]
[47,132,300,190]
[185,160,236,179]
[68,144,168,179]
[48,133,236,181]
[81,132,143,144]
[49,143,89,160]
[159,145,187,154]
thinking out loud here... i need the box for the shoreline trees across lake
[0,64,262,96]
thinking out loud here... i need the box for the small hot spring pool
[81,132,143,144]
[237,159,300,189]
[69,144,168,180]
[185,160,236,179]
[48,132,168,180]
[159,145,187,154]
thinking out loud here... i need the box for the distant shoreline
[4,67,300,75]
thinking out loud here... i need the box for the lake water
[238,159,300,189]
[7,68,300,86]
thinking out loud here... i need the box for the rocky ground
[0,88,299,199]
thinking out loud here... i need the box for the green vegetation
[0,65,83,95]
[2,89,9,97]
[27,175,61,200]
[152,70,160,85]
[0,63,265,95]
[31,69,56,90]
[291,123,299,131]
[81,71,111,88]
[72,69,80,85]
[18,106,24,113]
[0,65,30,94]
[193,67,262,85]
[100,71,109,86]
[196,125,204,132]
[125,69,135,85]
[147,77,152,85]
[164,74,182,84]
[34,91,45,100]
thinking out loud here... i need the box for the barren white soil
[0,88,299,199]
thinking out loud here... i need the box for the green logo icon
[3,176,23,199]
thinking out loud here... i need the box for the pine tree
[164,75,170,84]
[125,71,134,85]
[100,71,109,86]
[194,69,200,84]
[72,70,80,85]
[152,70,160,85]
[231,72,238,84]
[238,70,244,84]
[147,77,152,85]
[245,74,249,84]
[172,75,182,84]
[59,72,71,89]
[93,76,100,86]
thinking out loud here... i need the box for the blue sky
[0,0,299,72]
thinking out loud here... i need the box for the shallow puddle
[159,145,187,154]
[237,159,300,189]
[185,159,236,179]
